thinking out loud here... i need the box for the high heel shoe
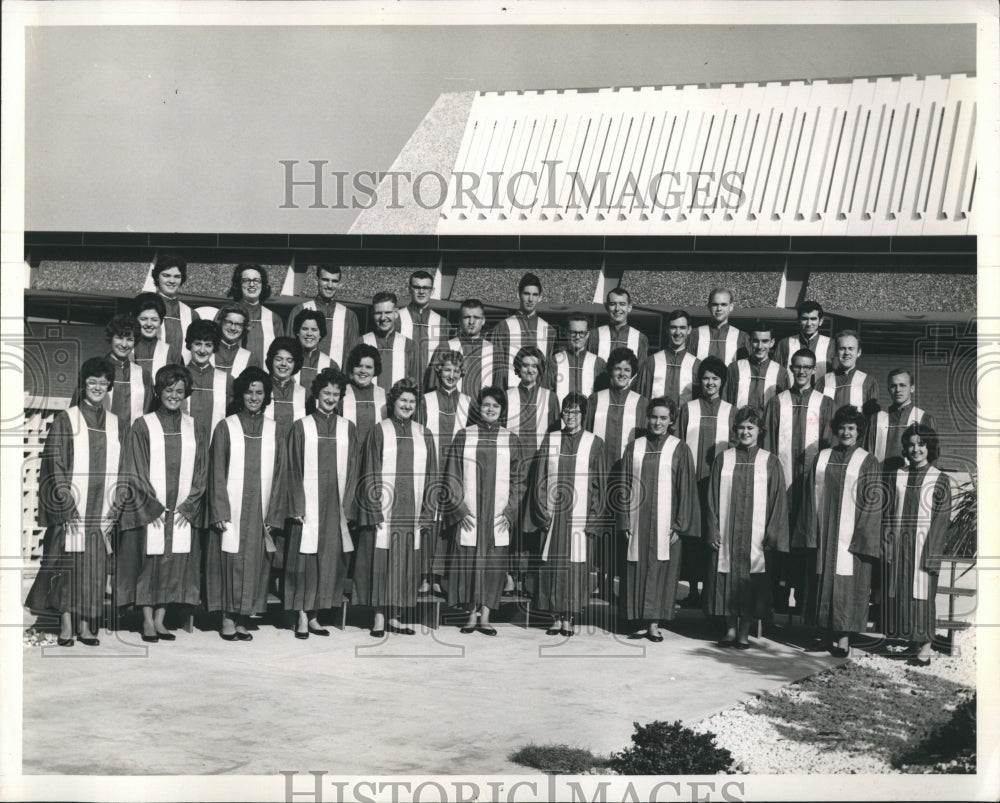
[235,632,253,641]
[141,634,159,644]
[78,636,100,647]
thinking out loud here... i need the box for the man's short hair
[372,291,398,308]
[797,300,824,318]
[519,272,542,294]
[887,368,914,384]
[835,329,862,347]
[790,347,817,366]
[566,312,590,327]
[749,319,773,338]
[667,309,691,326]
[707,287,734,305]
[561,392,588,418]
[459,298,485,314]
[316,263,342,279]
[410,270,434,284]
[606,286,632,305]
[152,253,187,285]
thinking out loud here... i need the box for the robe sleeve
[441,429,468,527]
[269,308,285,339]
[776,366,790,394]
[118,418,164,530]
[583,392,598,434]
[276,418,306,523]
[588,436,608,525]
[703,450,724,547]
[819,396,835,448]
[37,411,76,526]
[177,423,209,526]
[636,332,650,363]
[344,307,361,359]
[881,468,899,565]
[762,396,780,454]
[585,329,600,357]
[922,470,952,574]
[635,357,653,399]
[613,441,634,532]
[523,434,550,533]
[355,423,385,527]
[922,411,938,432]
[424,344,446,392]
[546,391,561,432]
[791,453,819,549]
[487,319,510,376]
[208,419,232,526]
[265,425,289,529]
[723,363,740,404]
[672,441,701,538]
[848,453,883,560]
[764,452,790,552]
[726,404,739,447]
[498,432,523,527]
[342,420,361,525]
[419,427,439,528]
[735,330,751,363]
[405,339,421,391]
[675,403,690,443]
[636,396,649,433]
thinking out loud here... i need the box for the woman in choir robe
[103,313,151,427]
[213,303,258,376]
[293,308,336,390]
[340,343,388,445]
[705,406,789,649]
[354,378,438,637]
[793,405,882,658]
[882,423,952,666]
[151,253,198,363]
[225,263,284,367]
[616,397,700,642]
[527,392,607,637]
[416,350,471,597]
[207,367,285,641]
[265,337,307,436]
[183,320,230,437]
[132,293,180,384]
[443,386,524,636]
[281,368,359,638]
[117,364,208,642]
[25,358,125,646]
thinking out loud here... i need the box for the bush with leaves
[609,720,734,775]
[509,744,605,774]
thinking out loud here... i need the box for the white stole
[596,325,640,362]
[626,435,679,561]
[814,447,868,576]
[506,386,552,450]
[266,383,306,422]
[107,359,146,424]
[651,350,697,403]
[230,348,251,377]
[423,390,470,451]
[362,331,408,384]
[221,416,276,553]
[503,315,553,386]
[177,301,193,363]
[683,400,732,471]
[398,305,444,346]
[735,359,781,408]
[459,426,512,548]
[776,390,822,489]
[822,370,867,408]
[256,306,276,357]
[143,412,196,555]
[593,391,641,460]
[784,334,832,379]
[299,415,353,555]
[717,448,770,574]
[874,406,924,462]
[695,325,739,363]
[185,366,228,435]
[64,407,121,552]
[553,350,598,403]
[375,419,428,550]
[892,466,941,600]
[151,339,171,377]
[448,337,494,388]
[541,431,593,563]
[341,384,386,426]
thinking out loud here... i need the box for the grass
[508,744,610,775]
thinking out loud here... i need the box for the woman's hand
[212,520,229,532]
[460,515,475,532]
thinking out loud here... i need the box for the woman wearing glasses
[226,264,284,368]
[26,358,125,646]
[212,303,258,376]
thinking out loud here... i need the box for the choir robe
[417,387,471,575]
[792,445,882,632]
[268,376,308,440]
[427,335,502,395]
[615,433,700,621]
[815,367,879,414]
[882,464,951,642]
[442,423,523,611]
[776,332,837,380]
[184,360,231,437]
[280,410,359,612]
[25,403,125,619]
[206,410,285,615]
[526,429,607,614]
[297,347,336,390]
[116,408,208,607]
[587,323,649,365]
[637,347,699,405]
[584,387,648,465]
[688,323,749,365]
[703,446,789,618]
[361,331,421,391]
[158,294,198,362]
[243,302,284,368]
[397,302,448,383]
[724,358,789,410]
[133,336,180,383]
[105,352,151,427]
[864,403,937,471]
[353,418,438,608]
[338,383,387,445]
[490,311,556,388]
[676,398,738,482]
[549,348,605,405]
[288,296,360,369]
[214,339,259,377]
[503,384,561,458]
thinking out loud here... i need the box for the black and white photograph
[1,2,997,801]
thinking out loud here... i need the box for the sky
[24,23,976,233]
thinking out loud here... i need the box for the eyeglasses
[790,364,815,372]
[568,330,589,338]
[85,379,110,388]
[222,319,246,328]
[241,278,262,286]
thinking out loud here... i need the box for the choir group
[26,256,952,665]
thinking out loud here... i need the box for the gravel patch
[33,261,148,294]
[299,266,416,305]
[449,267,598,305]
[807,271,976,312]
[621,270,782,308]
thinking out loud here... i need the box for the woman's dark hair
[901,421,940,463]
[513,345,546,376]
[133,292,166,322]
[231,366,273,412]
[184,319,221,350]
[214,303,251,347]
[292,308,328,340]
[266,336,304,376]
[78,357,115,393]
[306,368,348,415]
[647,396,679,427]
[832,404,867,437]
[150,364,193,409]
[345,342,383,378]
[151,253,188,286]
[733,404,764,435]
[386,378,420,415]
[227,263,273,303]
[105,313,137,342]
[561,391,588,418]
[697,355,729,388]
[605,346,639,376]
[474,385,508,422]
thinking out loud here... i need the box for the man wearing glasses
[396,270,446,384]
[549,313,605,404]
[288,264,360,370]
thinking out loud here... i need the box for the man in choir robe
[150,253,198,364]
[725,319,789,410]
[637,309,699,405]
[815,330,879,416]
[416,350,471,596]
[287,263,361,370]
[133,293,180,383]
[704,406,789,649]
[688,288,749,366]
[183,320,230,437]
[584,347,649,599]
[226,264,284,367]
[676,356,737,608]
[213,303,258,377]
[527,393,608,636]
[587,286,649,366]
[397,270,448,383]
[362,291,421,391]
[427,299,502,395]
[762,348,834,612]
[793,404,883,658]
[292,308,335,389]
[549,313,605,404]
[490,272,557,387]
[775,300,836,381]
[864,369,936,471]
[616,397,700,641]
[103,313,150,426]
[340,343,388,445]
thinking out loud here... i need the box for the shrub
[893,693,976,773]
[609,720,734,775]
[509,743,603,774]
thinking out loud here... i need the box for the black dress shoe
[220,632,238,641]
[308,625,330,636]
[387,624,415,636]
[627,632,647,640]
[141,634,159,643]
[78,636,100,647]
[235,632,253,641]
[560,628,575,638]
[647,632,664,643]
[716,639,735,648]
[460,626,476,634]
[155,631,176,642]
[805,639,833,653]
[545,627,562,636]
[370,629,385,638]
[478,625,498,636]
[907,656,931,667]
[733,641,751,650]
[57,637,75,647]
[294,630,309,640]
[830,646,852,659]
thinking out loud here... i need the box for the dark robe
[214,339,260,375]
[586,323,650,364]
[427,335,503,396]
[297,347,338,390]
[489,311,556,387]
[133,336,180,382]
[815,367,879,415]
[864,402,938,472]
[724,357,790,410]
[158,295,198,359]
[687,322,750,365]
[288,297,360,368]
[362,331,421,391]
[105,352,151,426]
[338,382,386,445]
[548,348,606,403]
[776,332,837,378]
[243,302,284,368]
[184,359,231,435]
[636,347,700,405]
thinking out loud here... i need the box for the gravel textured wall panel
[183,263,288,298]
[299,266,417,306]
[32,261,149,294]
[808,272,976,312]
[620,270,782,308]
[449,267,598,305]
